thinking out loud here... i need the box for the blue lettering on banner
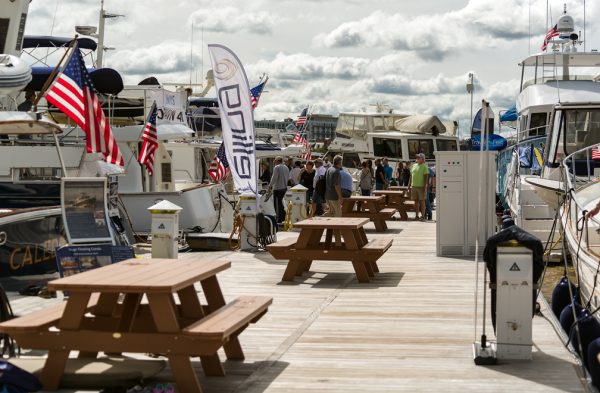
[165,95,176,106]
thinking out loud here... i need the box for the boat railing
[515,125,547,142]
[522,75,595,90]
[561,143,600,253]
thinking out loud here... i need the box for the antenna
[528,0,531,55]
[584,0,586,52]
[190,22,193,87]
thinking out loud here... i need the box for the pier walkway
[9,217,586,392]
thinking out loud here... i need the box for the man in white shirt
[288,160,303,186]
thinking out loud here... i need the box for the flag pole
[33,35,79,109]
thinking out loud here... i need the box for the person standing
[268,156,290,224]
[401,162,411,187]
[289,160,302,186]
[340,167,353,198]
[375,158,387,190]
[408,153,429,220]
[425,166,436,221]
[259,162,271,184]
[359,161,372,196]
[311,158,326,216]
[325,155,343,217]
[299,160,316,206]
[383,158,393,185]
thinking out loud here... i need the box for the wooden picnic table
[0,258,272,393]
[372,190,417,220]
[267,217,393,283]
[341,195,397,232]
[388,186,409,195]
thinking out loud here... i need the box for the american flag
[541,24,559,51]
[208,143,230,182]
[291,132,312,160]
[250,77,268,109]
[295,107,308,128]
[138,101,158,175]
[592,145,600,161]
[45,44,123,166]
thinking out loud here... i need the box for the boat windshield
[548,108,600,164]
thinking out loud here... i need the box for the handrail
[561,143,600,254]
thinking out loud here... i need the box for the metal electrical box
[495,245,533,360]
[436,151,496,256]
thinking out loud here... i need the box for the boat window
[373,117,385,130]
[342,153,360,168]
[16,167,61,181]
[529,113,548,136]
[436,140,458,152]
[373,137,402,158]
[353,115,367,132]
[561,109,600,158]
[408,139,435,159]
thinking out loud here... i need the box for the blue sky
[25,0,600,137]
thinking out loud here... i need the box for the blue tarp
[500,104,518,122]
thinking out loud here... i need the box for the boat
[327,109,459,168]
[496,8,600,260]
[560,142,600,312]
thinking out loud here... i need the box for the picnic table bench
[341,195,397,232]
[267,217,393,283]
[373,190,417,220]
[0,258,272,393]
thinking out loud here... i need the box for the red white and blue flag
[208,142,230,182]
[45,44,123,166]
[541,24,559,51]
[250,77,268,109]
[138,101,158,175]
[295,107,308,128]
[291,132,311,160]
[592,145,600,161]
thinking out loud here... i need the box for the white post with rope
[287,184,309,228]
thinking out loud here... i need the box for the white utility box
[148,200,182,259]
[495,245,533,360]
[239,194,258,251]
[436,151,496,256]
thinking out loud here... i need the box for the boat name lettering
[9,238,61,271]
[157,108,185,124]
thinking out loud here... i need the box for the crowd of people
[262,154,436,225]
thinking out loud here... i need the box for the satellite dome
[557,12,574,33]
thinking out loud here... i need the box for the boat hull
[0,207,65,282]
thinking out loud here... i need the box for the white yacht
[497,9,600,260]
[327,110,459,168]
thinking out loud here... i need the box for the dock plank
[6,216,585,392]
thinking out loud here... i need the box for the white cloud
[189,7,277,35]
[108,41,201,78]
[314,0,598,60]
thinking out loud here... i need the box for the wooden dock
[9,218,587,392]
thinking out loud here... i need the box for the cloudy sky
[24,0,600,138]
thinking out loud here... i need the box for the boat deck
[9,217,586,392]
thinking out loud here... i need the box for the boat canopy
[393,115,447,135]
[0,112,62,135]
[22,36,98,51]
[27,66,123,95]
